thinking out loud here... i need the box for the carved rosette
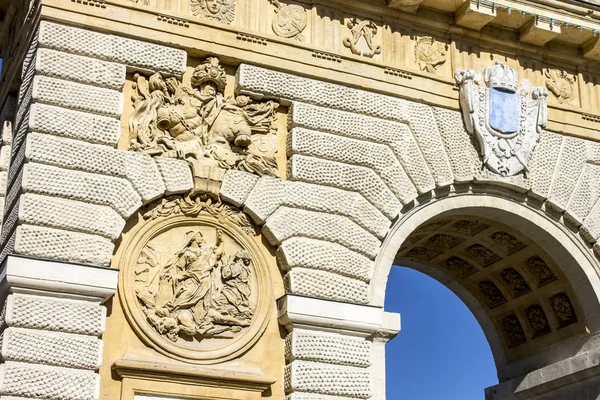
[116,196,272,363]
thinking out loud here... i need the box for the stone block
[432,107,480,183]
[0,146,11,171]
[285,330,372,367]
[220,169,259,207]
[246,178,390,238]
[285,394,358,400]
[1,328,103,370]
[455,0,496,31]
[285,360,372,398]
[18,193,125,240]
[565,164,600,226]
[4,294,106,335]
[28,104,120,146]
[26,133,164,203]
[529,131,563,201]
[285,268,370,304]
[31,76,123,118]
[153,157,194,195]
[277,237,373,282]
[547,136,587,212]
[408,103,454,187]
[2,121,12,145]
[236,64,410,122]
[288,127,417,203]
[14,225,115,267]
[263,207,380,258]
[288,102,435,194]
[22,163,142,218]
[520,19,561,46]
[38,21,187,76]
[35,48,126,90]
[0,361,99,400]
[288,155,402,219]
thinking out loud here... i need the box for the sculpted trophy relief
[129,56,280,190]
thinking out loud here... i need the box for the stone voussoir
[236,63,410,122]
[276,237,373,282]
[288,155,402,219]
[38,21,187,76]
[245,177,390,238]
[26,132,164,203]
[284,268,370,304]
[220,169,260,208]
[288,102,436,195]
[263,207,381,259]
[287,127,417,206]
[22,162,142,218]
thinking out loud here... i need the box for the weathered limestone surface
[1,21,192,269]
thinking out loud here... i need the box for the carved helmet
[191,57,227,93]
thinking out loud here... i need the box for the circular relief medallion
[117,196,272,363]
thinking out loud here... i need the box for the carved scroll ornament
[343,18,382,58]
[455,62,548,176]
[129,57,280,181]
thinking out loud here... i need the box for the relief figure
[135,229,255,342]
[130,57,280,179]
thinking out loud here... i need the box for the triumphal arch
[3,0,600,398]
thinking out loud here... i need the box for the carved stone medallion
[190,0,236,24]
[270,1,307,41]
[117,195,272,363]
[414,37,447,73]
[544,68,575,104]
[455,62,548,176]
[343,18,381,58]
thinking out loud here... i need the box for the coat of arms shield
[455,62,548,177]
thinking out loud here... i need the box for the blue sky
[385,266,498,400]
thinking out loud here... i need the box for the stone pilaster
[278,295,400,400]
[0,255,117,400]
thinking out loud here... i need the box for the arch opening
[374,194,600,383]
[385,266,498,399]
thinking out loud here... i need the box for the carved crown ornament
[455,61,548,177]
[116,194,273,363]
[129,56,280,196]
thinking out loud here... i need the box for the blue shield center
[489,88,519,134]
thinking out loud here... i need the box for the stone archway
[4,19,600,400]
[374,194,600,398]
